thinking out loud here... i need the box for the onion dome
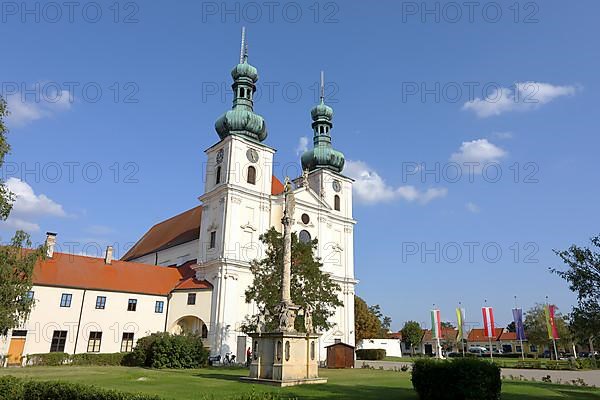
[214,28,267,142]
[301,72,345,173]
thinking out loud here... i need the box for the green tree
[400,321,423,356]
[552,236,600,361]
[506,322,516,333]
[243,227,342,333]
[0,96,45,335]
[354,296,381,341]
[523,304,571,354]
[441,321,455,329]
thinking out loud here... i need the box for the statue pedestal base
[241,332,327,387]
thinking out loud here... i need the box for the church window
[201,323,208,339]
[60,293,72,308]
[187,293,196,305]
[209,231,216,249]
[334,195,341,211]
[215,166,221,184]
[155,301,164,313]
[301,213,310,224]
[299,230,311,244]
[247,166,256,184]
[239,87,245,98]
[95,296,106,309]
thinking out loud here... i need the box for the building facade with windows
[1,36,356,365]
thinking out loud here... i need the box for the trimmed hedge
[72,353,128,366]
[130,332,209,369]
[412,358,501,400]
[355,349,386,360]
[25,352,70,366]
[0,376,161,400]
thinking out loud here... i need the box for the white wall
[357,339,403,358]
[130,240,199,266]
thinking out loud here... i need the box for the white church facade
[1,34,357,365]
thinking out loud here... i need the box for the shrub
[71,353,129,366]
[355,349,386,360]
[25,352,70,366]
[412,358,501,400]
[0,376,161,400]
[131,332,209,369]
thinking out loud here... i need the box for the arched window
[247,166,256,185]
[334,195,341,211]
[215,166,221,185]
[201,323,208,339]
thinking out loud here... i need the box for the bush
[0,376,161,400]
[71,353,128,366]
[25,352,70,366]
[130,332,209,369]
[355,349,386,360]
[412,358,501,400]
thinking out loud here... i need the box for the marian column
[278,178,298,332]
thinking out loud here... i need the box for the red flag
[482,307,495,338]
[545,304,560,340]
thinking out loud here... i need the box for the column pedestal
[241,332,327,387]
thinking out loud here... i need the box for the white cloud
[462,82,578,118]
[466,202,480,213]
[0,178,67,233]
[5,89,72,126]
[295,136,309,156]
[344,160,448,205]
[450,139,507,173]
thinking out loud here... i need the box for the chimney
[104,246,113,265]
[45,232,57,258]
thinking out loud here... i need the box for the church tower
[300,73,356,349]
[197,28,275,357]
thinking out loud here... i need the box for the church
[1,33,357,365]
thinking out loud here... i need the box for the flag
[456,308,465,341]
[512,308,526,341]
[482,307,495,338]
[431,309,442,339]
[545,304,560,340]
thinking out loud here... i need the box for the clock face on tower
[246,148,259,163]
[332,180,342,192]
[216,149,224,164]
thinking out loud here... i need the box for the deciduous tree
[401,321,423,356]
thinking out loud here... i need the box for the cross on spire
[239,26,246,63]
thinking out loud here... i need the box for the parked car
[468,346,487,355]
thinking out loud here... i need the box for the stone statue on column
[278,177,298,332]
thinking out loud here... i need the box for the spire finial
[239,26,246,63]
[320,70,325,102]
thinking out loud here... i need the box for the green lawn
[1,366,599,400]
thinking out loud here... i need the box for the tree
[441,321,455,329]
[243,227,342,333]
[401,321,423,356]
[523,304,571,353]
[354,296,381,342]
[0,97,45,335]
[552,236,600,361]
[506,322,516,333]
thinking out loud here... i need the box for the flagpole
[515,296,525,360]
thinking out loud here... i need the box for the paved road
[355,360,600,387]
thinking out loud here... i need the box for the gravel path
[355,360,600,387]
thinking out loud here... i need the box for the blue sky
[1,0,599,331]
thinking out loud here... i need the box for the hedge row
[355,349,386,360]
[412,358,501,400]
[129,332,209,369]
[0,376,161,400]
[24,352,129,367]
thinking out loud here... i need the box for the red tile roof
[468,328,503,342]
[122,206,202,261]
[499,332,518,341]
[388,332,402,340]
[33,253,211,296]
[422,328,457,342]
[122,176,285,261]
[271,175,285,195]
